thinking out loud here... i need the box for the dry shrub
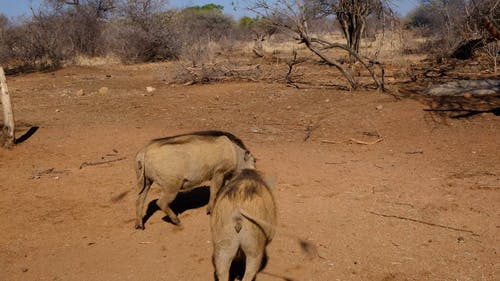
[0,1,108,70]
[101,17,180,63]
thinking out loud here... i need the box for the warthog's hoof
[171,217,181,226]
[206,206,212,215]
[135,224,145,230]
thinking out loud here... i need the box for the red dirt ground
[0,63,498,281]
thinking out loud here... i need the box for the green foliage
[404,5,433,28]
[184,4,224,13]
[178,4,236,42]
[239,16,258,29]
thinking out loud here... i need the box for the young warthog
[211,169,277,281]
[135,131,255,229]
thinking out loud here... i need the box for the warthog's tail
[236,207,273,241]
[236,207,319,258]
[135,150,148,195]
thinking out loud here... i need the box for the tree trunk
[1,67,15,148]
[310,37,384,90]
[301,36,358,89]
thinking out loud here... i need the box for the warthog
[211,169,277,281]
[135,131,256,229]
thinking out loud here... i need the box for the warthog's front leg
[207,172,225,215]
[157,191,181,225]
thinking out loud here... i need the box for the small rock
[98,87,109,95]
[375,105,383,110]
[286,105,292,110]
[75,89,85,96]
[463,92,472,98]
[146,86,156,93]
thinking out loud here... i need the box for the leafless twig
[367,211,479,236]
[350,137,383,145]
[80,157,126,169]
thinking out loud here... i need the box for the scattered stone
[98,87,109,95]
[75,89,85,96]
[375,105,383,110]
[146,86,156,93]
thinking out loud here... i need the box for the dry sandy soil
[0,62,498,281]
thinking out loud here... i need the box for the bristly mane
[215,169,269,202]
[151,130,248,151]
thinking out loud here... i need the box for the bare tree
[315,0,393,54]
[0,67,15,148]
[251,0,384,90]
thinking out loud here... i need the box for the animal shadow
[143,186,210,225]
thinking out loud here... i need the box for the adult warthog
[211,169,277,281]
[135,131,256,229]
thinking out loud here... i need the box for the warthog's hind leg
[135,178,152,230]
[241,252,263,281]
[213,241,239,281]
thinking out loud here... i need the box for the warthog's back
[151,130,248,151]
[141,135,238,190]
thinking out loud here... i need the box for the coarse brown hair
[152,130,248,151]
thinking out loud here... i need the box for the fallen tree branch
[303,124,314,142]
[310,37,384,90]
[350,137,383,145]
[320,140,339,144]
[367,210,479,236]
[30,168,69,179]
[80,157,126,169]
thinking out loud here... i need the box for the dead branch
[367,211,479,236]
[350,137,383,145]
[310,37,384,90]
[30,168,69,179]
[320,140,339,144]
[80,157,126,169]
[405,150,424,154]
[300,36,358,89]
[252,48,264,58]
[303,124,314,142]
[482,16,500,40]
[325,161,347,165]
[285,49,307,88]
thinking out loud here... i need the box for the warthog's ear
[244,151,251,161]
